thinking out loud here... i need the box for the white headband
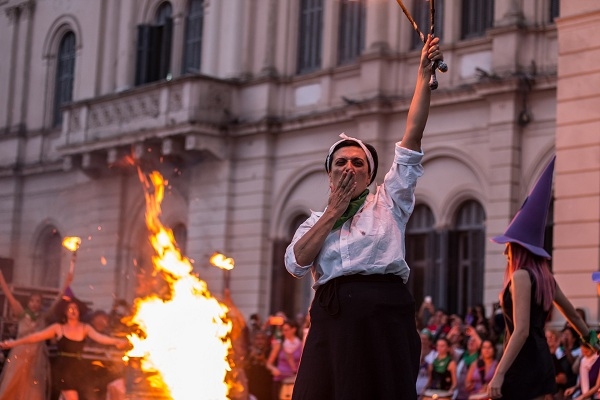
[326,133,375,181]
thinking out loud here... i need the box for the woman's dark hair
[56,298,88,324]
[325,140,379,185]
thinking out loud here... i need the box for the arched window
[448,200,486,315]
[172,223,188,256]
[183,0,205,74]
[135,1,173,85]
[270,214,312,317]
[406,204,436,307]
[53,31,76,127]
[32,226,63,287]
[338,0,365,65]
[297,0,323,74]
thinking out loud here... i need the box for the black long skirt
[292,274,421,400]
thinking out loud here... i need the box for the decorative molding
[5,6,19,24]
[19,0,35,19]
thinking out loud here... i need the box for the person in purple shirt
[266,320,302,400]
[284,35,444,400]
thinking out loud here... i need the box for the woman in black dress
[488,157,597,400]
[0,296,128,400]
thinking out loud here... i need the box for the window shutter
[135,25,152,85]
[159,17,173,80]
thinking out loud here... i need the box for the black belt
[57,351,82,359]
[317,274,403,316]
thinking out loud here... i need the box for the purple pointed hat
[491,156,555,259]
[62,286,75,301]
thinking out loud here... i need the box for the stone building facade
[0,0,597,323]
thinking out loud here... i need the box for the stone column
[364,0,389,54]
[554,4,600,325]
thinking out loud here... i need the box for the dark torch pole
[394,0,448,90]
[428,0,438,90]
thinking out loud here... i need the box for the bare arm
[447,360,457,392]
[465,361,476,391]
[85,324,128,347]
[488,269,531,398]
[400,35,442,151]
[0,323,59,348]
[0,271,24,317]
[553,284,591,339]
[46,270,74,319]
[266,340,281,376]
[292,170,356,266]
[577,368,600,400]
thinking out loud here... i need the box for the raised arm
[0,270,24,317]
[45,270,74,321]
[400,35,442,152]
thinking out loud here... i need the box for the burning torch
[394,0,448,90]
[62,236,82,274]
[209,252,235,293]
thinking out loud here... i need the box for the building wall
[554,3,600,325]
[0,0,596,322]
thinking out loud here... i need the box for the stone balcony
[59,75,236,175]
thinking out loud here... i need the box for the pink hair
[502,243,556,311]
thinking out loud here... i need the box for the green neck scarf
[24,308,38,321]
[332,189,369,231]
[462,351,479,368]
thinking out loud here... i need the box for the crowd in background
[244,311,309,400]
[413,297,599,400]
[3,276,599,400]
[0,270,130,400]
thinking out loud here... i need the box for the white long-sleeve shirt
[285,144,424,289]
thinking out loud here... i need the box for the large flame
[127,170,232,400]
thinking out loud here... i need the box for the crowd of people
[244,311,309,400]
[0,270,130,400]
[414,296,600,400]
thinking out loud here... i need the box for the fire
[210,252,235,271]
[62,236,81,252]
[127,170,232,400]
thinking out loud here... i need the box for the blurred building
[0,0,597,323]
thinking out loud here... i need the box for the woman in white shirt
[284,35,443,400]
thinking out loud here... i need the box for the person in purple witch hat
[487,157,599,400]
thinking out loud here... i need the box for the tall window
[448,200,485,315]
[53,32,76,127]
[172,223,188,256]
[297,0,323,74]
[183,0,204,74]
[135,2,173,85]
[461,0,494,40]
[412,0,444,49]
[549,0,559,22]
[406,205,436,306]
[32,226,63,287]
[271,214,312,317]
[338,0,366,65]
